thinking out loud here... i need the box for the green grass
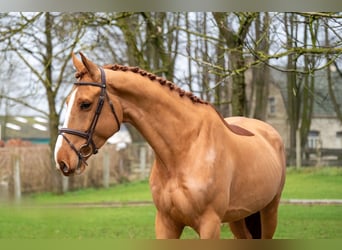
[0,206,156,239]
[0,167,341,239]
[276,205,342,239]
[0,204,340,239]
[0,205,209,239]
[282,167,342,199]
[26,180,152,205]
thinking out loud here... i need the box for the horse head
[54,53,122,176]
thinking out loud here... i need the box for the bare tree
[5,13,86,149]
[96,12,183,141]
[325,19,342,123]
[0,12,89,192]
[213,12,257,116]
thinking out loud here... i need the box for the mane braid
[102,64,254,136]
[104,64,209,105]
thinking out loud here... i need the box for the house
[0,116,50,144]
[265,68,342,165]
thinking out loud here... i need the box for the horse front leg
[155,211,184,239]
[198,211,221,239]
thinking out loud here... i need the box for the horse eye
[80,102,91,110]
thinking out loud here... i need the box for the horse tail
[245,211,261,239]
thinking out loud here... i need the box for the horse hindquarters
[259,193,282,239]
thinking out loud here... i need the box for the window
[307,130,320,149]
[337,131,342,148]
[268,97,276,115]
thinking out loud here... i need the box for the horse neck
[108,70,208,166]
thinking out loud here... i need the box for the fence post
[13,155,21,202]
[103,150,110,188]
[296,128,301,168]
[316,139,322,167]
[139,146,147,179]
[62,176,69,193]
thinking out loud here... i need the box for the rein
[59,68,121,172]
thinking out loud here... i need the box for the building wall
[265,82,342,151]
[266,82,290,148]
[310,117,342,149]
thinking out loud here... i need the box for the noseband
[59,68,121,172]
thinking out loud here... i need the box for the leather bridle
[58,68,121,172]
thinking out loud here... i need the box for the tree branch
[0,94,48,116]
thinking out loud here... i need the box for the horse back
[225,116,285,163]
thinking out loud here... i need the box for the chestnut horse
[54,52,286,239]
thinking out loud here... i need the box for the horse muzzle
[55,133,93,176]
[57,157,86,176]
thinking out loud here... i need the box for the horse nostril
[59,161,70,175]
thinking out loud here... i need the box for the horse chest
[151,177,212,224]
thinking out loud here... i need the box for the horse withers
[54,52,286,239]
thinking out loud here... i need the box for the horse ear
[79,52,100,81]
[72,52,84,72]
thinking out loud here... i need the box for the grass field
[0,167,341,239]
[281,167,342,199]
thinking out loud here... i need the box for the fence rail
[0,143,153,201]
[1,143,341,201]
[302,148,342,166]
[286,147,342,166]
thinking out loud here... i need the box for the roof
[0,115,133,145]
[270,68,342,118]
[313,70,342,117]
[0,116,49,142]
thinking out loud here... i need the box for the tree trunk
[285,13,301,165]
[214,32,230,117]
[252,13,270,121]
[230,50,247,116]
[300,17,315,148]
[44,12,63,193]
[117,15,148,70]
[213,12,256,116]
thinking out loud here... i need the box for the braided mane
[74,63,254,136]
[103,64,253,136]
[103,64,209,105]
